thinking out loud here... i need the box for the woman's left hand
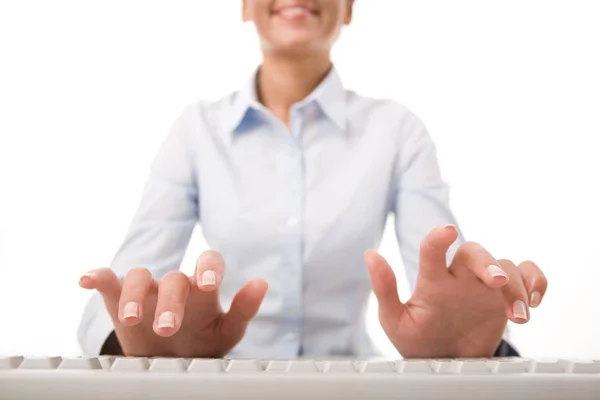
[365,224,547,358]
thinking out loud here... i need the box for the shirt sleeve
[392,111,465,291]
[78,105,200,355]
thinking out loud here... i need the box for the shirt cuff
[494,340,520,357]
[77,292,115,356]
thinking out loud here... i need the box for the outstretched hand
[366,225,547,358]
[79,251,268,358]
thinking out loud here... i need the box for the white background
[1,0,599,359]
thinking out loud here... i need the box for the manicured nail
[444,224,455,229]
[123,302,139,319]
[157,311,175,328]
[513,300,528,320]
[487,265,509,280]
[530,292,541,308]
[201,270,217,286]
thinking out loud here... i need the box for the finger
[517,260,548,308]
[450,242,509,288]
[498,259,530,323]
[418,224,459,281]
[119,267,154,326]
[79,268,122,321]
[365,251,404,322]
[195,250,225,292]
[154,271,191,337]
[220,279,268,336]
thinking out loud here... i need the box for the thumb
[220,279,269,336]
[418,224,458,281]
[79,268,122,322]
[365,251,404,323]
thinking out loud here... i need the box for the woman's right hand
[79,250,268,358]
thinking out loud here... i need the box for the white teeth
[279,7,309,18]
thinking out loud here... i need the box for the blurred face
[242,0,353,55]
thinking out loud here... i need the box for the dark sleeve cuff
[100,332,519,358]
[493,340,520,357]
[100,331,124,356]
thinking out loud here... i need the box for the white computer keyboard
[1,356,599,399]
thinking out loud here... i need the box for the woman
[78,0,547,359]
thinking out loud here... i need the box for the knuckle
[461,241,482,250]
[521,259,538,267]
[199,250,221,261]
[125,267,152,281]
[455,241,483,257]
[518,260,538,271]
[197,250,225,269]
[158,285,187,306]
[159,272,190,293]
[498,259,517,269]
[202,249,220,258]
[454,242,492,266]
[420,232,446,252]
[536,273,549,289]
[161,293,185,306]
[162,270,188,282]
[94,268,116,282]
[419,236,433,252]
[518,260,547,283]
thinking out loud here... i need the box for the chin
[269,35,323,55]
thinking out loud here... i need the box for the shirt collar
[222,65,347,137]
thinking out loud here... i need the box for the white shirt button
[287,217,298,227]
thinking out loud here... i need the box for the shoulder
[176,92,238,126]
[345,90,431,143]
[167,89,243,143]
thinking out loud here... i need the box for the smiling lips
[274,3,318,21]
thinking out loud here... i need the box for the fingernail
[79,272,94,285]
[444,224,455,229]
[487,265,508,280]
[123,302,139,319]
[157,311,175,328]
[530,292,541,308]
[201,270,217,286]
[513,300,528,321]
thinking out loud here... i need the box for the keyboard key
[397,360,432,374]
[533,359,564,373]
[59,357,103,370]
[98,356,115,370]
[269,360,320,373]
[188,359,225,373]
[429,360,461,374]
[149,358,188,372]
[19,357,62,370]
[0,356,23,369]
[264,360,289,373]
[0,356,24,369]
[566,360,600,374]
[361,361,396,373]
[460,360,492,374]
[322,361,358,373]
[225,359,263,373]
[492,359,531,373]
[111,357,150,371]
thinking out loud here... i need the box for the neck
[257,52,332,127]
